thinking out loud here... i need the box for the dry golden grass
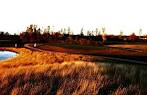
[0,48,146,95]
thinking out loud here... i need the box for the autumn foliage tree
[128,33,138,41]
[42,32,50,42]
[20,32,29,43]
[20,25,42,43]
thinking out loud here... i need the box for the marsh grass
[0,48,146,95]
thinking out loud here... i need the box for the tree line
[0,24,147,47]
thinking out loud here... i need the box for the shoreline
[1,45,147,66]
[0,47,20,54]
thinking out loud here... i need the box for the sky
[0,0,147,35]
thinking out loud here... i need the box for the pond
[0,51,17,60]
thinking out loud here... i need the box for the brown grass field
[0,47,147,95]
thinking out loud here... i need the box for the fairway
[47,43,107,50]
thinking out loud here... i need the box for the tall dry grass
[0,48,146,95]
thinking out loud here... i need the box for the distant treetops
[19,24,145,44]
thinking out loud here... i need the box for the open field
[0,48,147,95]
[46,43,107,50]
[35,43,147,62]
[108,44,147,51]
[37,44,144,56]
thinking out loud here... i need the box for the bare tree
[47,26,51,33]
[67,27,71,35]
[119,30,123,39]
[139,28,142,39]
[80,27,84,36]
[102,27,106,44]
[96,28,99,36]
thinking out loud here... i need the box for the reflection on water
[0,51,17,60]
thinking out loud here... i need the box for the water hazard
[0,51,17,60]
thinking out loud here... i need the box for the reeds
[0,48,145,95]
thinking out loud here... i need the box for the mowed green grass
[108,44,147,51]
[32,43,147,57]
[48,43,108,50]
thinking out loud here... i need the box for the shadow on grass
[0,62,146,95]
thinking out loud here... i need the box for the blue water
[0,51,17,60]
